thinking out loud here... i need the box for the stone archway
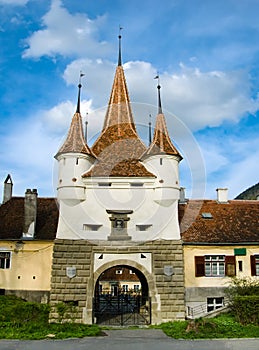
[93,263,153,325]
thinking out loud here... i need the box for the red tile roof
[87,64,154,178]
[142,113,182,159]
[1,196,259,244]
[55,112,95,158]
[0,197,58,240]
[180,200,259,244]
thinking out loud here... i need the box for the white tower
[141,81,182,238]
[55,82,96,206]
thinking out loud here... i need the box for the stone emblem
[66,266,76,279]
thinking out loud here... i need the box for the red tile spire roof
[83,35,154,178]
[55,83,95,159]
[142,82,182,159]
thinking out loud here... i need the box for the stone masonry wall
[49,239,185,324]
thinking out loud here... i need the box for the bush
[230,295,259,325]
[226,277,259,325]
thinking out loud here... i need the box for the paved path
[0,330,259,350]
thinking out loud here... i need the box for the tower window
[83,224,102,231]
[136,224,152,231]
[76,158,79,165]
[160,158,163,165]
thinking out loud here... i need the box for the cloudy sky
[0,0,259,200]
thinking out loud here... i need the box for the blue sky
[0,0,259,200]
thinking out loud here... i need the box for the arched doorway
[93,265,151,326]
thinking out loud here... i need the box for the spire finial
[148,114,152,145]
[85,112,88,142]
[118,26,123,66]
[76,71,85,113]
[154,73,162,114]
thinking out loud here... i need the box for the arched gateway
[49,36,185,325]
[93,264,151,325]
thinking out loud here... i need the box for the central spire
[91,33,146,158]
[118,26,122,66]
[84,34,153,178]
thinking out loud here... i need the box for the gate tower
[50,35,185,325]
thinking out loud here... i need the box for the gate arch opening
[93,265,151,326]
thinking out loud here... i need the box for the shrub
[226,277,259,325]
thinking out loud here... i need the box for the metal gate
[93,292,151,326]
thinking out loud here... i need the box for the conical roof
[142,83,182,160]
[55,84,95,159]
[91,64,146,158]
[142,113,182,159]
[84,36,154,178]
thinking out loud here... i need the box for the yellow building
[179,192,259,318]
[0,177,58,302]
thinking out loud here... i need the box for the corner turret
[142,79,182,207]
[55,79,96,205]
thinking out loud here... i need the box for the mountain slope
[235,183,259,200]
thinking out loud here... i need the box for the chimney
[179,187,187,204]
[3,174,13,204]
[216,188,228,203]
[23,189,38,238]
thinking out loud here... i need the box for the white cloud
[63,58,259,133]
[0,0,29,5]
[22,0,110,58]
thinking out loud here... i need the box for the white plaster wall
[142,155,180,192]
[55,154,181,241]
[56,153,94,201]
[56,177,181,241]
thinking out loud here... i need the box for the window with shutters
[251,255,259,276]
[195,255,236,277]
[205,255,225,276]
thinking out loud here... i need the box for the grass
[157,313,259,339]
[0,296,259,340]
[0,295,102,340]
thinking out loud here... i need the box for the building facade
[0,37,259,324]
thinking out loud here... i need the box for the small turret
[55,78,96,204]
[142,79,182,206]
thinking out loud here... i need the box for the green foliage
[230,296,259,325]
[225,277,259,325]
[226,277,259,297]
[0,295,101,340]
[160,313,259,339]
[56,301,77,323]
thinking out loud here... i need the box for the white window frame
[0,252,11,269]
[207,297,224,312]
[255,255,259,276]
[122,285,128,292]
[134,285,140,292]
[205,255,225,277]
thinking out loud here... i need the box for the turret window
[160,158,163,165]
[76,158,79,165]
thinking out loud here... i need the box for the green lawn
[0,296,259,340]
[157,313,259,339]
